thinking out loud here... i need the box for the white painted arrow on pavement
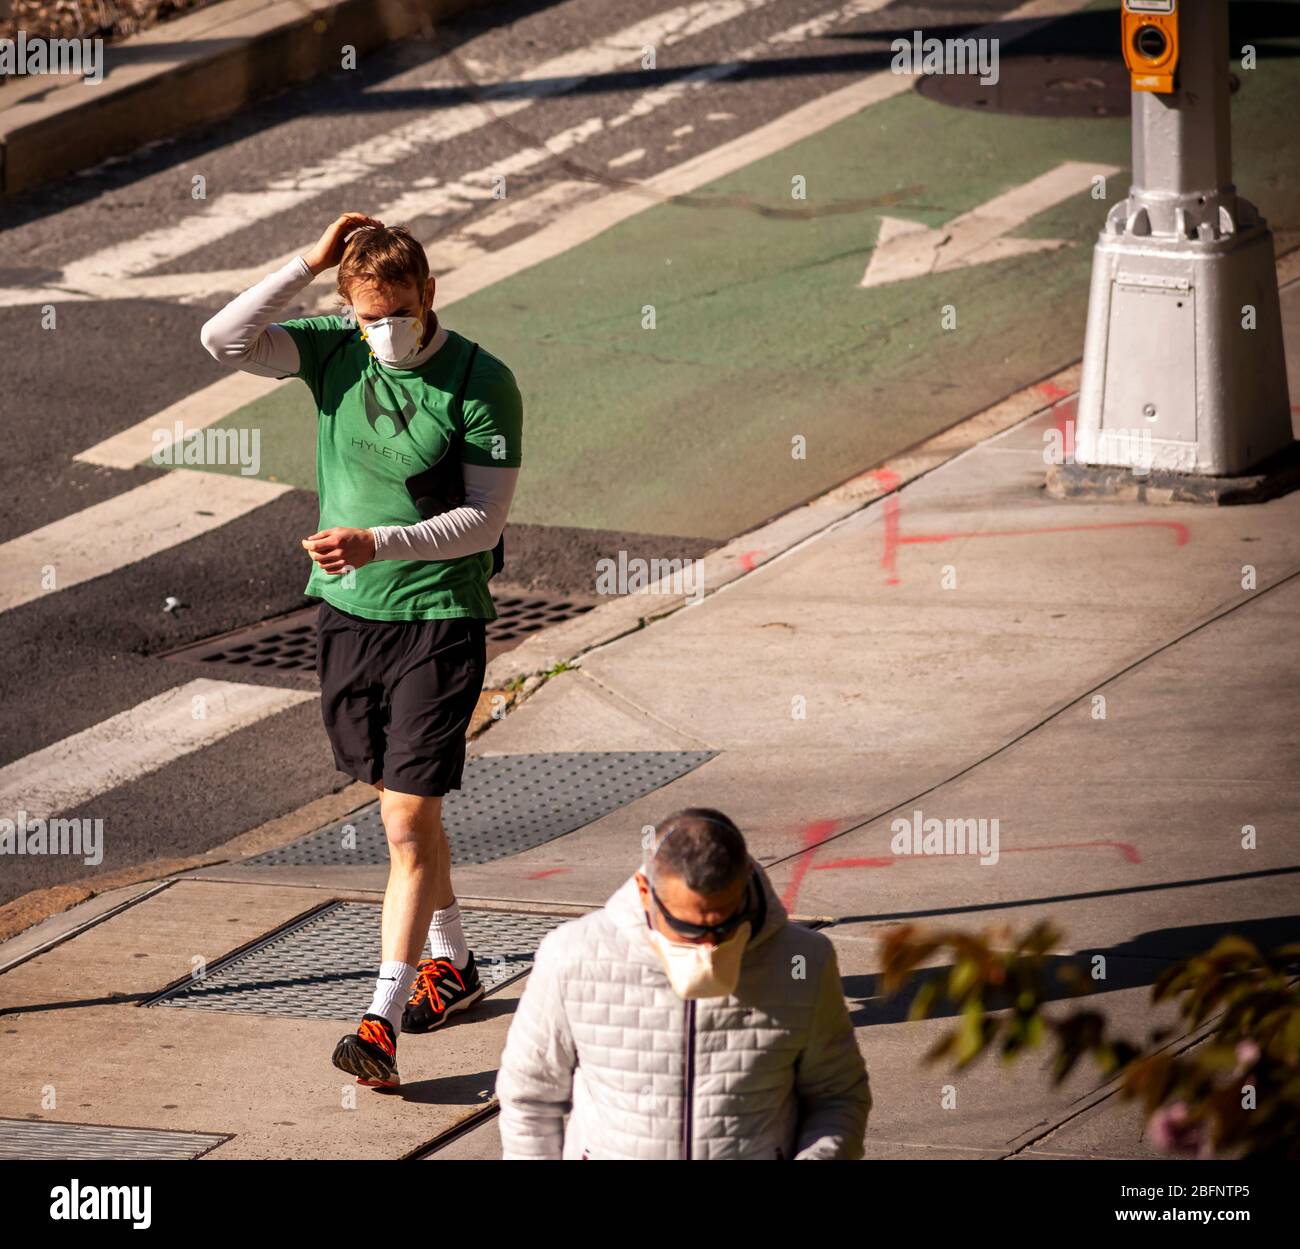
[859,161,1120,289]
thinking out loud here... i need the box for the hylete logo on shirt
[364,375,416,439]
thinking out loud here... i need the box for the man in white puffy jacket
[497,808,870,1159]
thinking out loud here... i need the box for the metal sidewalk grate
[161,594,596,674]
[245,750,716,868]
[483,594,597,654]
[0,1119,228,1160]
[150,903,568,1020]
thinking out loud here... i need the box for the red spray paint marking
[899,519,1190,548]
[874,397,1193,584]
[812,837,1142,870]
[881,513,1189,586]
[1034,380,1074,404]
[525,868,572,880]
[1054,403,1079,458]
[738,550,764,573]
[779,819,840,912]
[815,857,895,869]
[869,468,903,587]
[881,496,901,586]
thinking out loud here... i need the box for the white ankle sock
[368,961,418,1033]
[428,902,469,969]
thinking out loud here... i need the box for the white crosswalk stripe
[0,679,316,823]
[0,470,291,614]
[75,370,286,470]
[134,178,605,306]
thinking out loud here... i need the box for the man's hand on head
[302,527,377,576]
[302,212,384,278]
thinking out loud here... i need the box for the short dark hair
[648,808,749,894]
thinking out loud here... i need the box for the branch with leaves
[880,923,1300,1159]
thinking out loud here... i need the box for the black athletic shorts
[316,601,487,797]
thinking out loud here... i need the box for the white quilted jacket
[496,865,870,1160]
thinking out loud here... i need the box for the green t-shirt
[280,317,523,621]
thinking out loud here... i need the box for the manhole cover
[0,1119,228,1160]
[149,902,568,1020]
[915,55,1131,118]
[161,594,596,674]
[245,750,716,867]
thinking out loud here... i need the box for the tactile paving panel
[150,903,567,1020]
[0,1119,227,1160]
[245,751,716,868]
[162,594,596,673]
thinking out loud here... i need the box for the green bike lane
[192,42,1300,542]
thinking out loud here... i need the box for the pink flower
[1147,1102,1205,1156]
[1233,1040,1260,1076]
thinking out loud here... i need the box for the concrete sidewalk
[2,278,1297,1160]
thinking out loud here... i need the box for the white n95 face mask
[646,921,752,1000]
[362,314,424,366]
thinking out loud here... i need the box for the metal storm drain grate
[246,750,715,868]
[162,609,317,673]
[0,1119,228,1160]
[486,594,596,657]
[162,595,596,674]
[150,903,567,1020]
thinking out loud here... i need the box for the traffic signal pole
[1050,0,1297,504]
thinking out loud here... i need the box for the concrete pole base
[1045,440,1300,506]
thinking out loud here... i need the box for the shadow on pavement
[843,912,1299,1027]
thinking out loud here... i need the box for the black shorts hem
[378,774,463,799]
[332,758,383,788]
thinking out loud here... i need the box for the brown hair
[336,224,430,303]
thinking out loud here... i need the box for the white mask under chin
[362,315,424,366]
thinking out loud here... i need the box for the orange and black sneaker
[331,1014,399,1088]
[402,953,484,1034]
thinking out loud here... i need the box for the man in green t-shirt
[201,212,523,1088]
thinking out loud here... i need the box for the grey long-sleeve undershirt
[199,258,518,562]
